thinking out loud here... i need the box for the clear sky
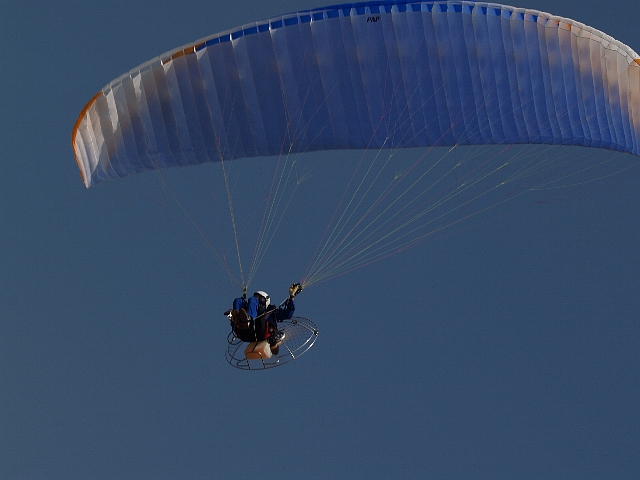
[2,0,639,477]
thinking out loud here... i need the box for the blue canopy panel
[73,1,640,187]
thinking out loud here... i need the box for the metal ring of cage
[225,316,319,370]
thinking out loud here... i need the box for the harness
[229,307,276,343]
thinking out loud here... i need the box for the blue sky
[2,0,639,477]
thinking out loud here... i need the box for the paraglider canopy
[73,0,640,188]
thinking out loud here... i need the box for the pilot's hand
[289,283,302,298]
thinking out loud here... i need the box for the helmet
[253,291,270,308]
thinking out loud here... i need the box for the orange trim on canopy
[162,45,199,65]
[71,91,102,187]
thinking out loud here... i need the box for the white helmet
[253,291,270,308]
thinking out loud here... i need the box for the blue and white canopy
[73,1,640,187]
